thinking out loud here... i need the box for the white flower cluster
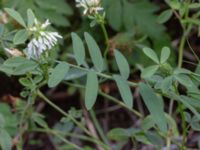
[26,19,62,59]
[76,0,103,15]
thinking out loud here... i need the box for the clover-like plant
[0,0,200,150]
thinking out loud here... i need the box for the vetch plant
[0,0,199,150]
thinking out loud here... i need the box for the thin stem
[95,14,109,58]
[177,2,191,68]
[168,99,174,115]
[64,81,142,118]
[174,85,187,148]
[67,63,137,87]
[99,91,142,118]
[89,109,110,145]
[101,23,109,45]
[33,129,82,150]
[166,136,171,150]
[100,23,109,58]
[178,35,187,68]
[37,90,91,135]
[37,90,110,149]
[178,102,187,150]
[186,39,200,62]
[31,128,110,150]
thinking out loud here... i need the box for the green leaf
[14,61,38,75]
[160,47,171,64]
[145,132,164,148]
[174,68,191,75]
[181,96,200,110]
[139,83,167,132]
[0,25,4,36]
[6,0,72,27]
[141,115,155,131]
[107,128,129,141]
[4,57,28,67]
[189,3,200,9]
[182,18,200,26]
[105,0,166,40]
[107,1,122,30]
[48,62,70,87]
[175,74,193,87]
[27,9,35,27]
[32,113,48,128]
[141,65,159,79]
[113,75,133,108]
[0,114,5,129]
[166,0,181,10]
[160,76,173,93]
[114,49,130,79]
[0,129,12,150]
[64,68,87,80]
[157,9,173,24]
[71,33,85,66]
[1,58,38,76]
[170,94,200,120]
[5,8,26,27]
[13,29,28,45]
[84,32,104,72]
[191,117,200,131]
[85,71,98,110]
[19,78,32,87]
[143,47,159,64]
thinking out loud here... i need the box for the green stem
[18,92,36,149]
[100,23,109,58]
[178,103,187,149]
[100,23,109,45]
[174,85,187,148]
[67,63,137,87]
[177,2,191,68]
[178,35,186,68]
[37,90,91,135]
[33,129,82,150]
[37,90,110,149]
[64,81,142,118]
[89,109,110,145]
[31,128,110,150]
[99,91,142,118]
[166,136,171,150]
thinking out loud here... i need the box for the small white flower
[76,0,103,15]
[41,19,51,29]
[26,19,62,59]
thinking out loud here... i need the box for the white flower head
[26,19,62,59]
[76,0,103,15]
